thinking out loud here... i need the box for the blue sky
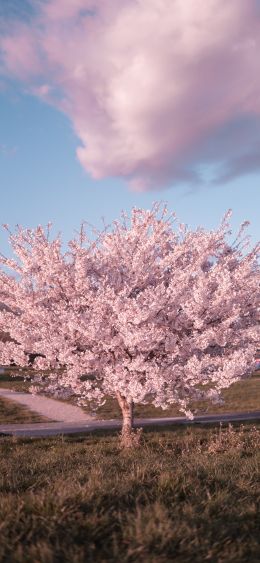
[1,0,260,259]
[1,86,259,258]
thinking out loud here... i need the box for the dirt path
[0,388,95,422]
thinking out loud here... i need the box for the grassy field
[0,369,32,392]
[0,396,49,424]
[0,423,259,562]
[90,375,260,420]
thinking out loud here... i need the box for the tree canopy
[0,204,259,443]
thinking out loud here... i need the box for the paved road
[0,410,260,437]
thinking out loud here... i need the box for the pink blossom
[0,204,259,439]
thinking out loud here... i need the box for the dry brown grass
[0,422,259,562]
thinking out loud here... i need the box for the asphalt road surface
[1,411,260,437]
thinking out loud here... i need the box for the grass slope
[0,424,259,562]
[0,369,32,393]
[89,374,260,420]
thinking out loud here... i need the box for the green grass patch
[0,379,32,392]
[0,423,259,562]
[0,396,49,424]
[89,375,260,420]
[0,368,32,392]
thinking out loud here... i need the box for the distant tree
[0,205,259,446]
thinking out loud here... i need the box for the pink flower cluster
[0,204,259,416]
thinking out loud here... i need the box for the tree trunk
[116,391,134,447]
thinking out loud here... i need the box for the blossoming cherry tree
[0,204,259,446]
